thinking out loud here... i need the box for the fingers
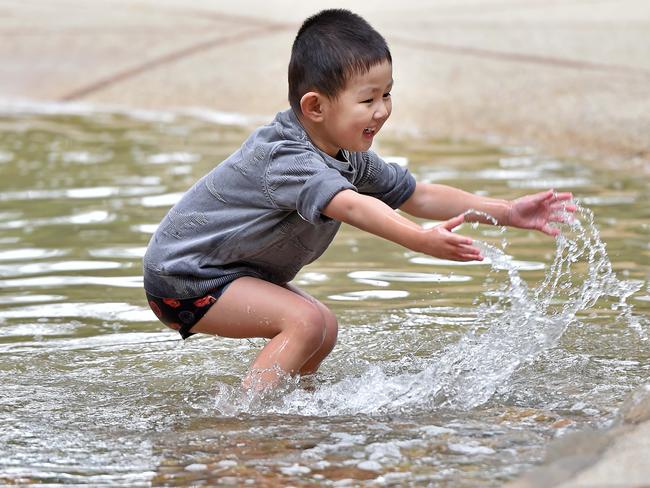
[428,220,484,261]
[550,201,576,211]
[544,190,577,233]
[446,236,484,261]
[446,247,483,262]
[548,214,566,223]
[523,189,556,205]
[549,191,577,226]
[548,212,575,225]
[449,232,473,246]
[552,191,573,202]
[458,244,484,261]
[441,214,487,260]
[443,213,465,231]
[455,254,484,262]
[539,189,556,202]
[537,189,575,205]
[540,224,561,237]
[548,190,576,208]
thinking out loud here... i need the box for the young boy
[143,9,574,390]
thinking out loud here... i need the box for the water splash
[215,204,646,416]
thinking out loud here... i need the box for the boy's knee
[324,308,338,329]
[323,310,338,342]
[312,306,338,355]
[292,303,327,349]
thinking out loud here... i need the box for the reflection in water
[0,108,647,486]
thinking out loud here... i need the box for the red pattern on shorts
[149,300,162,319]
[193,295,217,307]
[145,287,227,339]
[162,298,181,308]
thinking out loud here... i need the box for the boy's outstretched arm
[399,183,575,236]
[323,189,483,262]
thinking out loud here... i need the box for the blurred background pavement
[1,0,649,170]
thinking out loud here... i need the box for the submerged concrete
[1,1,649,486]
[507,385,650,488]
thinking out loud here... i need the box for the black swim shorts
[145,285,230,339]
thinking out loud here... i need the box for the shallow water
[0,105,648,486]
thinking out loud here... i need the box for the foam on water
[214,204,646,416]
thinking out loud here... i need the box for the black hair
[288,9,392,114]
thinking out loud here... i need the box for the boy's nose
[374,101,390,120]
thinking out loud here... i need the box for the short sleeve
[264,146,357,224]
[352,151,416,209]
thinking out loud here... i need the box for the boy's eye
[361,93,391,104]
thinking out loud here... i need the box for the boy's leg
[190,276,336,388]
[283,283,338,375]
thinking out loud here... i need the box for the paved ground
[1,1,649,485]
[1,0,649,171]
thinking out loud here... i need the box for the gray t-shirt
[143,109,416,298]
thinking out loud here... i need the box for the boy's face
[319,60,393,157]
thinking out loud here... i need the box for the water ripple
[0,248,68,261]
[146,152,200,164]
[0,275,143,288]
[0,186,162,202]
[328,290,410,301]
[349,270,472,285]
[0,210,114,229]
[410,256,545,271]
[140,192,184,208]
[89,247,147,259]
[509,177,592,189]
[0,260,125,277]
[61,151,113,165]
[0,294,65,305]
[0,150,14,163]
[0,301,151,322]
[130,224,158,234]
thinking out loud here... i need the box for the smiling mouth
[363,127,376,135]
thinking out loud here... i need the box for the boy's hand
[508,189,576,236]
[422,214,483,262]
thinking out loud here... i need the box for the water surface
[0,106,648,486]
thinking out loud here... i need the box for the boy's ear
[299,92,326,122]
